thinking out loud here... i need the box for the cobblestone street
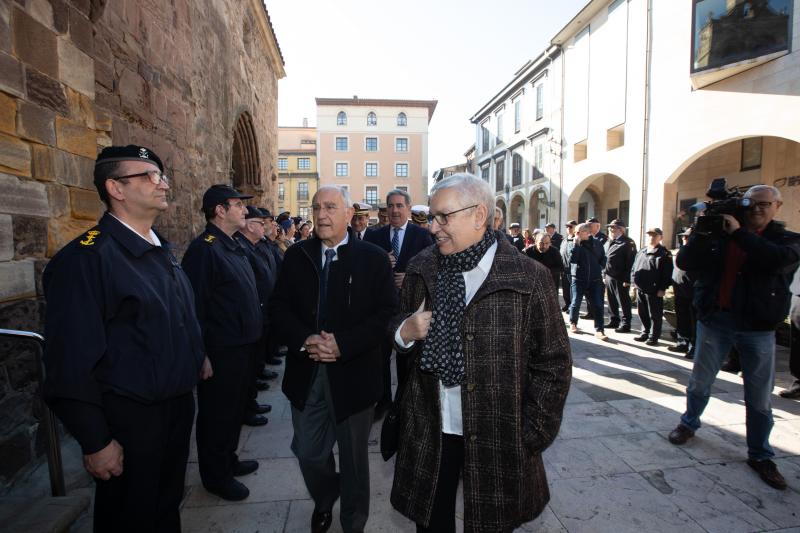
[161,310,800,533]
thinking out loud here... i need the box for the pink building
[316,97,437,219]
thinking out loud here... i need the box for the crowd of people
[38,143,800,533]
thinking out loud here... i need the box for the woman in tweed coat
[390,173,572,532]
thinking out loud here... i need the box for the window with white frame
[395,138,408,152]
[298,157,310,170]
[395,163,409,177]
[299,207,310,219]
[397,112,407,126]
[481,166,489,182]
[536,84,544,120]
[297,182,309,200]
[278,182,285,200]
[365,137,378,151]
[512,153,522,186]
[365,162,378,177]
[533,143,544,179]
[514,100,521,133]
[367,112,377,126]
[337,111,347,125]
[481,121,490,153]
[394,185,408,193]
[336,162,349,177]
[496,114,504,143]
[278,158,288,170]
[365,186,378,205]
[335,137,348,151]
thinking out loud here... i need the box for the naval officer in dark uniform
[181,185,263,501]
[43,145,209,533]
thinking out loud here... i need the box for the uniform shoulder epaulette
[77,227,104,248]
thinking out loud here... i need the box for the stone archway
[567,173,630,227]
[231,111,261,190]
[509,193,525,228]
[495,198,507,227]
[664,135,800,245]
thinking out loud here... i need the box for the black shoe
[205,479,250,501]
[668,343,689,353]
[255,379,271,391]
[604,322,620,330]
[243,413,268,426]
[645,339,659,346]
[684,352,694,360]
[311,509,333,533]
[633,333,649,342]
[249,402,272,414]
[232,460,259,477]
[747,459,787,490]
[265,356,282,366]
[779,381,800,399]
[614,324,631,333]
[580,313,594,320]
[259,368,279,380]
[561,305,569,312]
[720,361,741,374]
[668,424,694,445]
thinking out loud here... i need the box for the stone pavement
[59,309,800,532]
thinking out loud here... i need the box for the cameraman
[667,185,800,491]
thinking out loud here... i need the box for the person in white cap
[411,204,430,229]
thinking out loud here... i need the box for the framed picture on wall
[741,137,762,171]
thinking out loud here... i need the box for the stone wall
[0,0,284,491]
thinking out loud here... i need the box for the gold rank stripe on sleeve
[79,230,100,246]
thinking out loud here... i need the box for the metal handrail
[0,328,65,496]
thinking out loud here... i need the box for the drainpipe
[558,44,566,225]
[639,0,654,246]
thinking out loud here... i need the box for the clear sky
[268,0,588,184]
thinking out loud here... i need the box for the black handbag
[380,401,401,461]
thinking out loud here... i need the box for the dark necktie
[391,227,401,259]
[318,248,336,328]
[357,231,362,240]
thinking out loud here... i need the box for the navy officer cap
[245,205,265,219]
[95,144,163,171]
[258,207,274,219]
[201,184,253,211]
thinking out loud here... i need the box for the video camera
[689,178,752,238]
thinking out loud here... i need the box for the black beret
[201,184,253,211]
[586,217,600,224]
[96,145,163,171]
[258,207,274,219]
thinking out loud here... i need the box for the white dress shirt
[108,212,161,247]
[321,233,349,268]
[395,240,497,435]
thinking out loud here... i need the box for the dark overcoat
[390,234,572,532]
[269,230,398,421]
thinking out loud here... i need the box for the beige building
[316,97,437,218]
[278,126,318,219]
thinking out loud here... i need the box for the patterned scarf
[419,228,496,386]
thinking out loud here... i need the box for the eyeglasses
[109,170,169,186]
[752,201,776,209]
[426,204,478,226]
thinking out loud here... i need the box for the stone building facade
[0,0,284,490]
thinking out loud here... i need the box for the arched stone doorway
[528,188,550,230]
[231,111,261,192]
[495,198,507,228]
[568,173,631,227]
[509,193,525,228]
[664,135,800,246]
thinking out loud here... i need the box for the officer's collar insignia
[204,234,216,243]
[139,147,149,159]
[79,230,100,246]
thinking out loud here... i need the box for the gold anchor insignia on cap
[80,230,100,246]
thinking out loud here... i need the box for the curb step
[0,495,89,533]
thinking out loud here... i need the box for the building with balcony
[316,97,437,219]
[469,0,800,245]
[278,125,318,219]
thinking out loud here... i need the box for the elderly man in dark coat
[390,173,572,533]
[270,186,397,533]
